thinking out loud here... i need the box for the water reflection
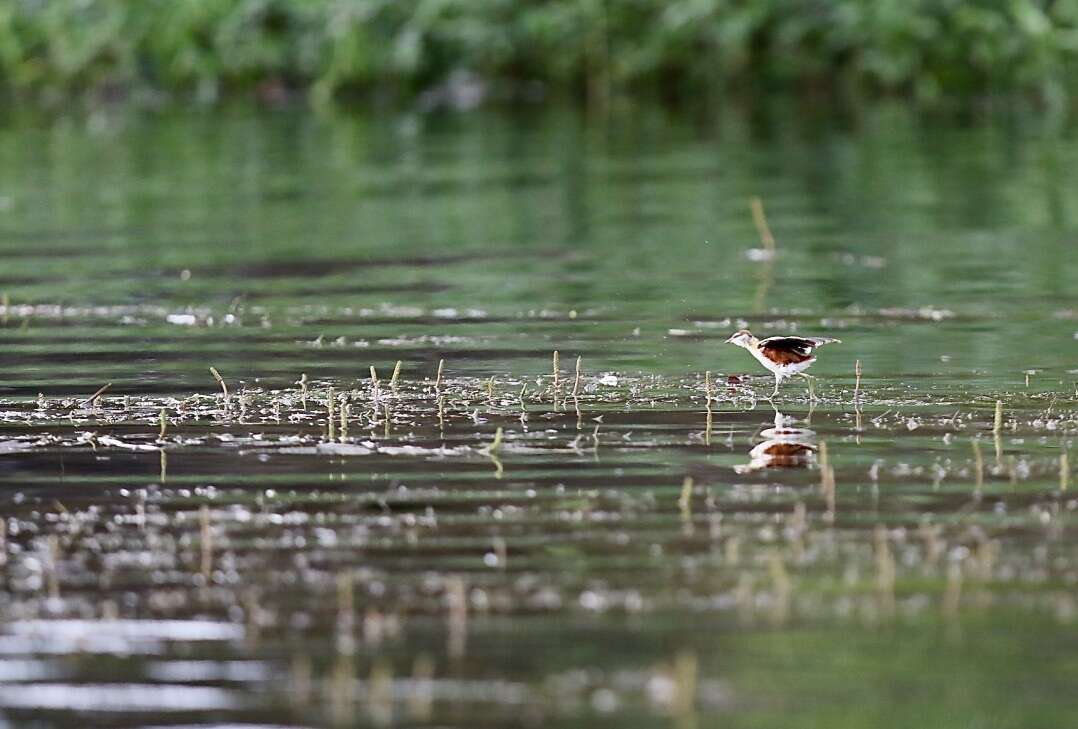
[736,409,816,473]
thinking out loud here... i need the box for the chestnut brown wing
[758,337,817,365]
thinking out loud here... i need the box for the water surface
[1,103,1077,728]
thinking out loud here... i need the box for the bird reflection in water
[736,409,816,473]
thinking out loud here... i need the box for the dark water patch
[191,252,494,279]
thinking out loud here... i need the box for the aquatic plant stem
[678,476,694,517]
[993,400,1004,464]
[446,576,467,659]
[487,427,503,455]
[327,387,336,441]
[390,361,402,392]
[819,441,835,521]
[750,196,776,252]
[972,438,984,492]
[552,350,560,405]
[82,382,112,409]
[209,367,229,407]
[200,505,213,578]
[874,525,896,620]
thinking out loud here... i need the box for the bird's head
[724,329,755,347]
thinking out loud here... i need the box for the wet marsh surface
[1,105,1078,727]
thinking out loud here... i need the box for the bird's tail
[809,337,841,346]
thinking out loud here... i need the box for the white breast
[748,347,815,377]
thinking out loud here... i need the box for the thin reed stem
[210,367,229,405]
[750,196,776,252]
[82,382,111,408]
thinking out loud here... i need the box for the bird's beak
[724,335,737,344]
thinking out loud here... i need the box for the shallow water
[1,103,1077,728]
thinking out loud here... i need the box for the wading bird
[725,329,841,398]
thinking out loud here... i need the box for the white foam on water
[0,683,241,711]
[7,619,244,642]
[145,660,272,683]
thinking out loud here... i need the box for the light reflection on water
[0,684,242,712]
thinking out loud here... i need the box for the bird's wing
[758,336,818,363]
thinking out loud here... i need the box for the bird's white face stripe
[724,330,755,347]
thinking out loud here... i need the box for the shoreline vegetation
[1,1,1076,110]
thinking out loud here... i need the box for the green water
[0,103,1077,728]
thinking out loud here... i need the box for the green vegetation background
[1,0,1077,105]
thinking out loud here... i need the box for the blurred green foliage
[1,0,1077,105]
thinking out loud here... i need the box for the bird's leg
[770,374,781,399]
[798,372,817,401]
